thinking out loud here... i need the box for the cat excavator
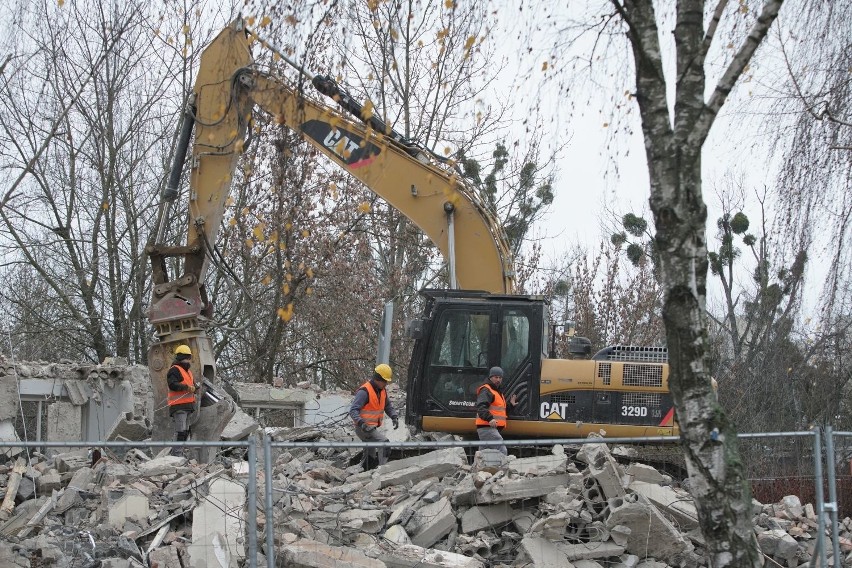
[146,19,675,458]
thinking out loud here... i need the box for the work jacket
[356,381,387,427]
[167,364,196,412]
[475,383,507,428]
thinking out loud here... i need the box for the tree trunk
[619,0,784,564]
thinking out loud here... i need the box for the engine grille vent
[622,392,661,407]
[623,364,663,387]
[597,362,612,386]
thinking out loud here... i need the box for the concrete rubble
[0,428,843,568]
[0,360,843,566]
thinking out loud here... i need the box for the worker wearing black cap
[474,366,517,455]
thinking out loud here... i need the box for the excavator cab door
[406,295,543,429]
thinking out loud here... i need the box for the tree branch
[695,0,784,143]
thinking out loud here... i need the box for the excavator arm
[144,19,513,454]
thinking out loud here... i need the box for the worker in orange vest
[475,366,517,455]
[349,364,399,470]
[167,345,198,456]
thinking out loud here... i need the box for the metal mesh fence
[0,431,842,567]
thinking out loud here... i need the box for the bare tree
[0,1,195,362]
[605,1,785,563]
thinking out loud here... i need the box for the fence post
[825,426,841,567]
[813,429,827,568]
[264,432,275,568]
[247,435,258,568]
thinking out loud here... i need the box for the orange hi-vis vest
[357,381,387,427]
[475,383,507,428]
[167,365,196,407]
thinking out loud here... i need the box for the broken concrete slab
[519,535,576,567]
[374,448,467,488]
[555,541,626,561]
[624,463,666,485]
[281,538,386,568]
[628,480,698,530]
[383,524,411,545]
[104,488,150,529]
[376,544,485,568]
[508,454,569,476]
[477,473,573,504]
[406,496,456,548]
[604,493,694,565]
[136,455,187,477]
[222,406,259,440]
[188,478,246,568]
[460,503,514,534]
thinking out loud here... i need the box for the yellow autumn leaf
[58,0,65,6]
[245,239,254,248]
[182,24,190,35]
[229,218,237,227]
[261,274,272,286]
[358,202,371,213]
[285,222,292,231]
[240,207,250,217]
[102,201,109,210]
[306,267,314,278]
[277,304,294,321]
[542,61,548,72]
[361,99,374,120]
[298,262,305,270]
[260,15,272,27]
[282,283,290,294]
[225,196,235,207]
[245,16,256,26]
[445,0,455,8]
[285,273,293,282]
[301,229,310,238]
[253,225,265,240]
[464,36,476,51]
[306,287,313,296]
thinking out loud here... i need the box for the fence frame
[0,430,840,567]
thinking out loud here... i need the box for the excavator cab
[405,290,545,433]
[406,290,677,438]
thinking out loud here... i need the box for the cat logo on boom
[301,120,381,168]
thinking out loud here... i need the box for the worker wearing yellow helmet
[349,363,400,470]
[166,344,198,456]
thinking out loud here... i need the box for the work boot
[171,431,188,457]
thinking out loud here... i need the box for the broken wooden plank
[17,488,62,538]
[0,457,27,520]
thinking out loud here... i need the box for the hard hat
[175,345,192,356]
[488,366,504,378]
[374,364,392,382]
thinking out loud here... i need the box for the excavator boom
[144,19,514,456]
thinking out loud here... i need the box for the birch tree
[610,1,784,563]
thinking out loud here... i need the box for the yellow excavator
[146,19,676,454]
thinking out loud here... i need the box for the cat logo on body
[301,119,381,169]
[540,401,570,420]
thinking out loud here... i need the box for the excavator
[145,19,676,458]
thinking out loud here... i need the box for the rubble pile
[0,432,838,567]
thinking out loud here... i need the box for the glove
[392,417,399,430]
[361,424,376,433]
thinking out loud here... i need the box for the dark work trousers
[354,425,389,469]
[477,425,507,455]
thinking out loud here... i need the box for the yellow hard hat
[175,345,192,356]
[374,363,392,382]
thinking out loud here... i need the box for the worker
[167,345,197,456]
[350,363,399,470]
[475,366,517,455]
